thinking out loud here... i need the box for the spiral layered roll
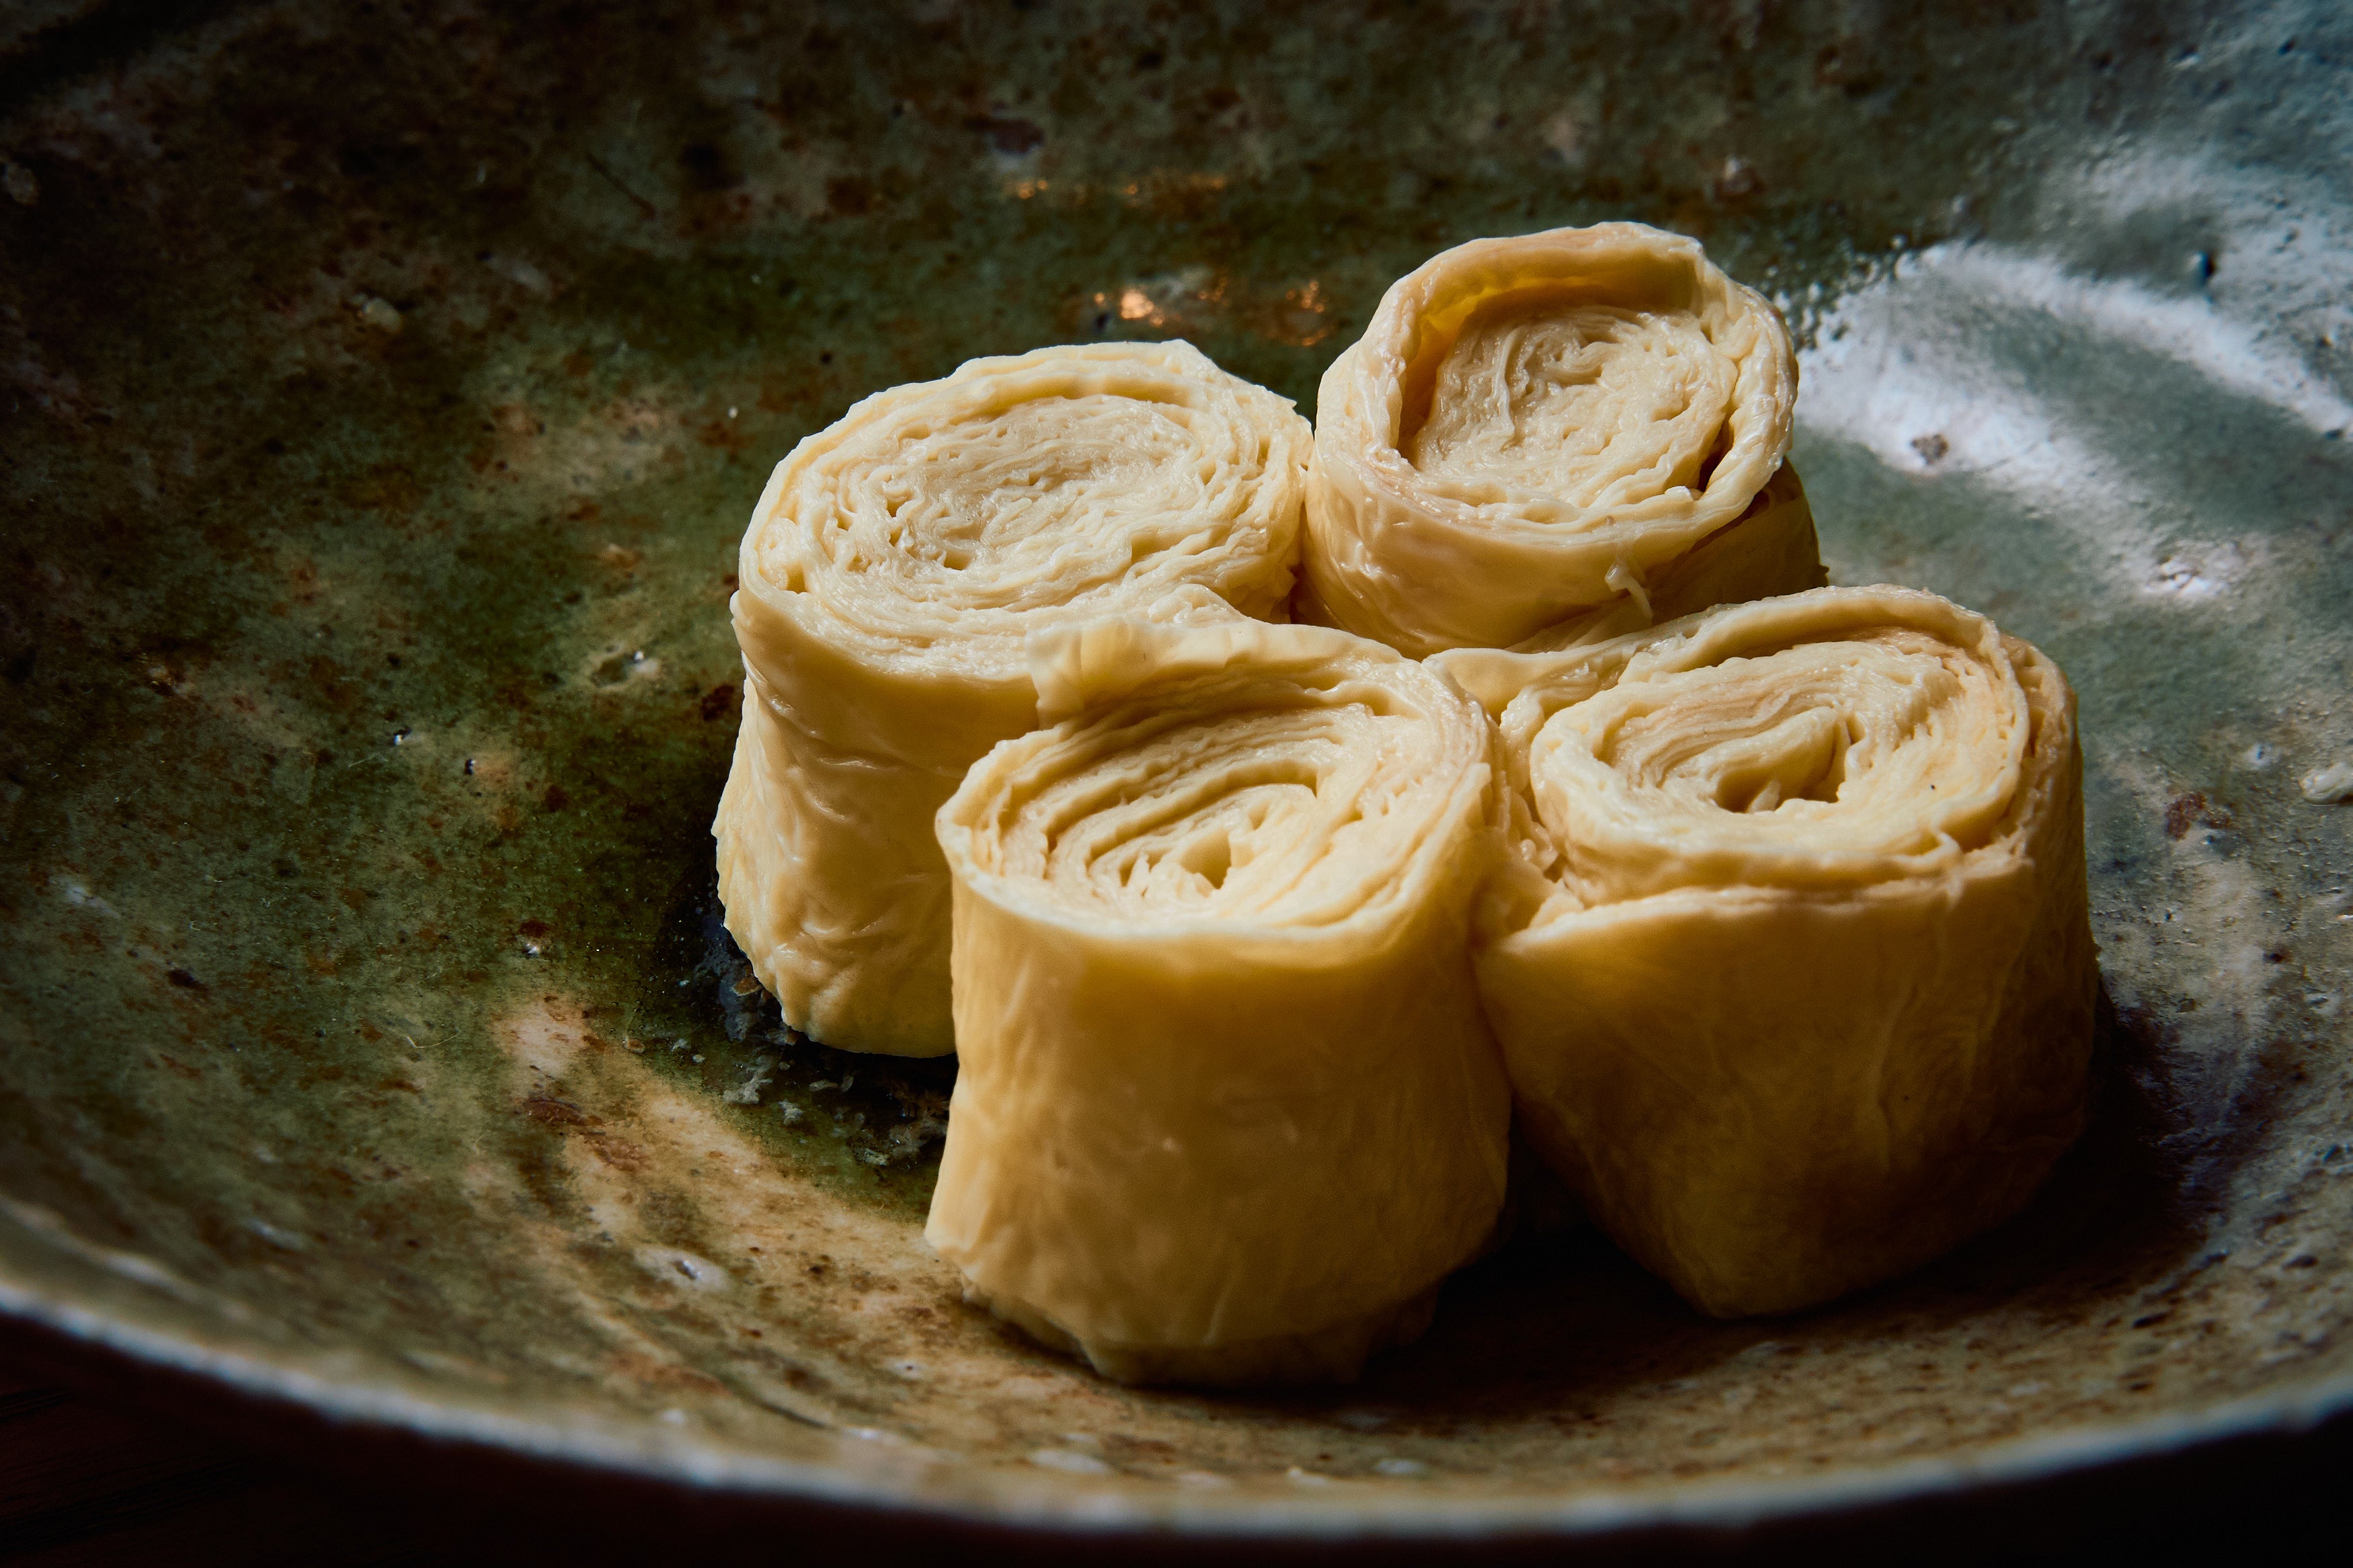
[1435,587,2096,1317]
[1304,222,1817,657]
[715,342,1310,1056]
[928,620,1510,1384]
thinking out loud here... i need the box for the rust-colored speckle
[520,1096,597,1128]
[696,418,750,454]
[591,1137,649,1172]
[2165,792,2229,839]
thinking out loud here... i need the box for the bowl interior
[3,0,2350,1534]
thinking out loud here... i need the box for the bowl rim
[7,1256,2350,1544]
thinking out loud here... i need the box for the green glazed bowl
[3,0,2350,1551]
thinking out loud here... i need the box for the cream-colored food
[1503,463,1820,655]
[714,341,1309,1056]
[1407,302,1730,502]
[928,619,1510,1384]
[1304,222,1814,657]
[1435,587,2096,1317]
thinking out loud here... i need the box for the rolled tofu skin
[1408,298,1734,509]
[1305,222,1813,656]
[1437,587,2098,1317]
[928,620,1511,1385]
[715,342,1309,1056]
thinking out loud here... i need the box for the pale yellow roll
[1304,222,1815,657]
[715,342,1310,1056]
[1433,587,2096,1317]
[928,620,1510,1385]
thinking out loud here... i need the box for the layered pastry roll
[715,343,1309,1056]
[1305,222,1819,657]
[928,620,1510,1384]
[1435,587,2096,1317]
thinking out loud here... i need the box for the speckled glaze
[2,0,2350,1546]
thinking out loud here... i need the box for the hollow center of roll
[1535,630,2025,895]
[836,394,1216,612]
[1404,298,1734,513]
[992,700,1444,925]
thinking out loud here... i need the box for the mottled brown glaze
[2,0,2349,1543]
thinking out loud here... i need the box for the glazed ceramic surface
[2,0,2350,1542]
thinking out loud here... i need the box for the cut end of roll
[1302,222,1806,656]
[715,341,1310,1054]
[927,620,1511,1382]
[1467,585,2096,1317]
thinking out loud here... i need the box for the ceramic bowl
[3,0,2349,1553]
